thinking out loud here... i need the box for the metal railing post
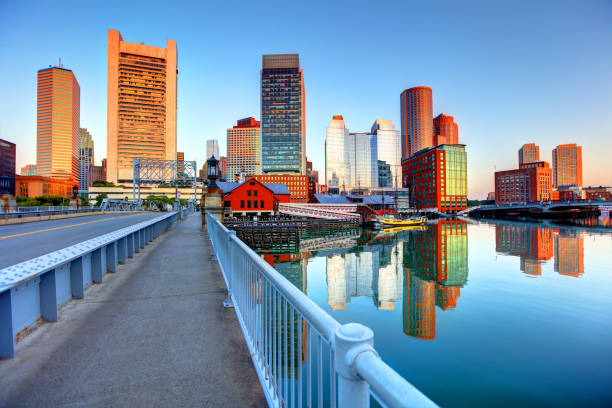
[223,230,236,309]
[335,323,376,408]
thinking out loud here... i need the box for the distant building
[107,29,177,183]
[261,54,306,174]
[518,143,540,166]
[494,161,552,204]
[400,86,433,159]
[227,117,261,178]
[306,160,318,202]
[351,132,379,191]
[583,186,612,201]
[16,175,77,198]
[219,156,227,180]
[325,115,352,193]
[556,185,585,201]
[553,144,582,187]
[217,178,290,216]
[78,128,94,191]
[433,114,458,146]
[487,192,495,201]
[0,139,16,195]
[37,65,80,181]
[88,159,107,186]
[402,144,468,212]
[20,165,37,176]
[206,139,219,160]
[177,152,184,173]
[371,119,401,188]
[378,160,391,188]
[252,174,308,203]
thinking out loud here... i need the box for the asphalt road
[0,212,163,269]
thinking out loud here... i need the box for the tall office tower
[0,139,16,195]
[20,165,37,176]
[107,29,177,183]
[400,86,433,159]
[371,119,401,188]
[36,65,80,181]
[227,117,261,179]
[177,151,184,172]
[518,143,540,165]
[352,132,378,190]
[78,128,94,190]
[206,139,219,160]
[433,114,458,146]
[552,143,583,187]
[261,54,306,174]
[325,115,352,193]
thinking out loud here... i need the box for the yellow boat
[379,217,426,227]
[379,225,427,234]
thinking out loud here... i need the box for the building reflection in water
[494,222,585,278]
[403,220,469,340]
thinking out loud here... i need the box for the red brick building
[16,175,78,198]
[218,178,290,215]
[494,161,552,204]
[252,174,308,202]
[584,186,612,201]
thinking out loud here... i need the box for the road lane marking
[0,213,146,240]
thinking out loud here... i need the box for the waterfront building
[261,54,306,174]
[495,161,552,204]
[352,132,379,191]
[0,139,16,195]
[252,174,308,202]
[217,178,290,216]
[371,119,401,188]
[556,185,585,201]
[518,143,540,166]
[402,144,467,212]
[554,231,584,277]
[325,115,352,193]
[583,186,612,200]
[20,165,37,176]
[206,139,219,160]
[433,114,458,146]
[226,117,261,179]
[78,128,94,191]
[37,65,80,181]
[107,29,177,183]
[400,86,433,159]
[88,159,106,186]
[552,144,582,187]
[378,161,391,188]
[16,175,77,198]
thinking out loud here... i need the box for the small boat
[378,216,426,227]
[378,225,427,234]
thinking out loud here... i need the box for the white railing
[206,212,437,408]
[0,212,180,358]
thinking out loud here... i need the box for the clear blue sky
[1,0,611,198]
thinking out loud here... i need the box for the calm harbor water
[265,217,612,407]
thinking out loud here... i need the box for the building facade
[107,29,177,183]
[494,161,552,204]
[78,128,94,191]
[226,117,261,178]
[206,139,219,160]
[16,175,77,198]
[325,115,352,193]
[552,143,582,187]
[352,132,378,191]
[252,174,308,202]
[261,54,306,174]
[218,179,290,215]
[583,186,612,200]
[37,66,80,181]
[89,159,107,186]
[433,114,458,146]
[400,86,433,159]
[0,139,16,195]
[20,165,37,176]
[518,143,540,165]
[378,160,391,188]
[372,119,401,188]
[402,144,467,212]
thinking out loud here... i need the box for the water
[265,218,612,407]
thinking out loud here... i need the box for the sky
[1,0,611,198]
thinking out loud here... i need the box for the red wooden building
[218,178,290,216]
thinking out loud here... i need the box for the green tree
[95,193,108,207]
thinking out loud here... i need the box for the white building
[206,139,219,160]
[371,119,401,188]
[351,132,378,190]
[325,115,352,193]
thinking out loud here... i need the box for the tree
[95,193,108,207]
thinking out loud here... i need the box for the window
[254,200,258,208]
[254,190,258,196]
[247,190,251,196]
[247,200,251,208]
[240,200,244,209]
[260,200,264,208]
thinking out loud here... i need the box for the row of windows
[240,199,265,209]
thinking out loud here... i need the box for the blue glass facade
[261,54,305,174]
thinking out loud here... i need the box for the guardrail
[0,211,180,358]
[0,206,147,219]
[206,212,437,408]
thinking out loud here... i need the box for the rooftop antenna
[58,57,63,68]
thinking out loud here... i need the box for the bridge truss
[132,159,197,204]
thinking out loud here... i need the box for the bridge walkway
[0,213,265,407]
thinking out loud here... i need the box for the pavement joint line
[78,289,226,304]
[0,213,145,240]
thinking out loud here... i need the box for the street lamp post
[202,155,223,229]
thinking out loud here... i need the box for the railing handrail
[206,212,437,408]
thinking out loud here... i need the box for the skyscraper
[176,151,184,172]
[352,132,378,190]
[325,115,352,192]
[37,65,80,181]
[552,143,582,187]
[206,139,219,160]
[261,54,306,174]
[518,143,540,165]
[107,29,177,183]
[400,86,433,159]
[0,139,16,195]
[371,119,401,188]
[227,118,260,179]
[433,114,458,146]
[78,128,94,191]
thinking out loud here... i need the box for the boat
[377,225,427,235]
[378,216,426,227]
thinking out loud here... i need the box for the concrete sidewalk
[0,213,266,407]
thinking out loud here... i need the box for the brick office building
[252,174,308,203]
[494,161,552,204]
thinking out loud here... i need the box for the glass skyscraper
[352,132,378,190]
[371,119,400,188]
[325,115,351,192]
[261,54,306,174]
[78,128,94,191]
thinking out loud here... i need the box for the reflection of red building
[554,232,584,277]
[435,285,460,310]
[495,224,553,275]
[406,273,436,340]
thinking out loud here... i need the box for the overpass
[463,200,612,214]
[0,210,437,407]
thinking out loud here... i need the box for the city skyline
[1,1,611,197]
